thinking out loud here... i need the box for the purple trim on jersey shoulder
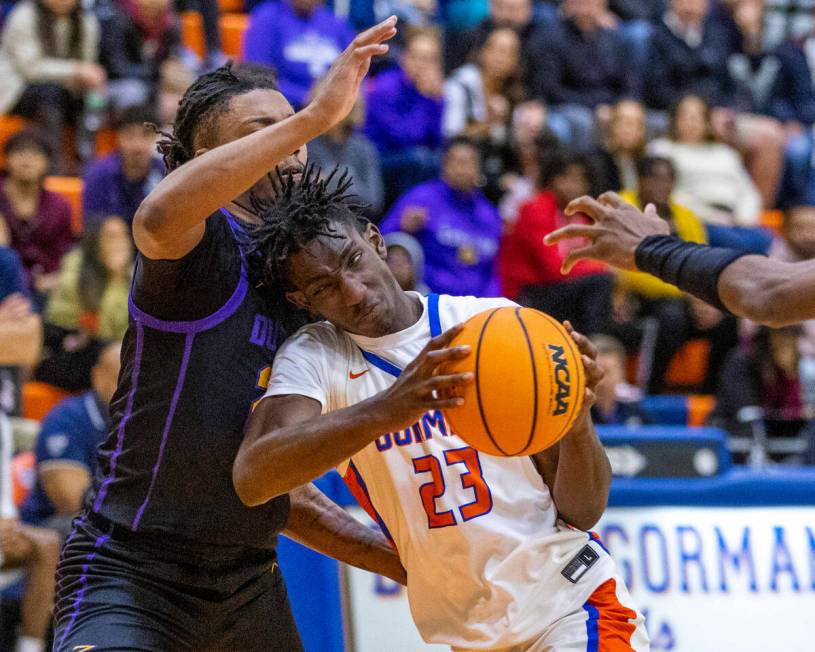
[128,271,248,334]
[93,322,144,513]
[56,526,110,649]
[348,459,394,543]
[131,332,195,530]
[128,209,249,334]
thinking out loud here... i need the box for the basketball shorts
[522,577,649,652]
[453,577,649,652]
[52,512,304,652]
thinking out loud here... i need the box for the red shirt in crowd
[498,190,607,300]
[0,180,74,287]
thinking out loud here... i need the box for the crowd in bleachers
[1,0,815,648]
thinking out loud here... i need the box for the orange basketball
[442,307,585,456]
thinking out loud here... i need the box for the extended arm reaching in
[544,192,815,327]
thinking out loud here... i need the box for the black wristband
[634,235,752,313]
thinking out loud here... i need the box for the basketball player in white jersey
[233,168,650,652]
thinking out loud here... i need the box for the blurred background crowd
[1,0,815,649]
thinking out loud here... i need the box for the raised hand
[308,17,398,131]
[374,324,473,431]
[544,191,669,273]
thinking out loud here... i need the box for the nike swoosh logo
[349,369,369,380]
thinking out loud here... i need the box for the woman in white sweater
[647,94,762,227]
[0,0,104,171]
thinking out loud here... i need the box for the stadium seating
[181,11,207,60]
[221,13,249,59]
[0,115,28,168]
[687,394,716,426]
[640,394,716,427]
[43,176,84,234]
[181,11,250,60]
[218,0,245,15]
[21,381,71,422]
[95,127,118,157]
[665,338,710,389]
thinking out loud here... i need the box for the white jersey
[266,293,620,649]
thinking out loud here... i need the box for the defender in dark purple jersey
[52,18,403,652]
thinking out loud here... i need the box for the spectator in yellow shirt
[614,156,738,394]
[617,155,707,300]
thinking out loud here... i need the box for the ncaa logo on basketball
[548,344,571,416]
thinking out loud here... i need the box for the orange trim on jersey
[342,462,398,551]
[585,578,638,651]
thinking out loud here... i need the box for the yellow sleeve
[615,194,705,299]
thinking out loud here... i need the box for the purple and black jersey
[88,211,289,551]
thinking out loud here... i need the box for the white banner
[344,506,815,652]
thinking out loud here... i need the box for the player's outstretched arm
[545,192,815,326]
[285,484,406,585]
[133,17,397,260]
[716,256,815,327]
[233,327,472,505]
[531,324,610,531]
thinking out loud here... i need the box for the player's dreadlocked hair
[244,164,370,293]
[155,62,279,171]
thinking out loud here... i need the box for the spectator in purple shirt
[365,26,444,206]
[380,137,503,296]
[83,105,164,229]
[244,0,356,109]
[0,130,73,305]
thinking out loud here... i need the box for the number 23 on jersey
[413,446,493,529]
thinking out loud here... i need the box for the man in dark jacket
[97,0,184,110]
[643,0,733,110]
[528,0,639,151]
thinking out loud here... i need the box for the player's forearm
[234,396,398,506]
[718,256,815,326]
[284,484,406,585]
[134,107,323,253]
[550,418,610,531]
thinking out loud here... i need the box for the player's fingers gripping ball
[441,307,585,456]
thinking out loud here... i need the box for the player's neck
[388,290,423,334]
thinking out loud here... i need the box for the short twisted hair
[245,164,369,293]
[156,62,279,171]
